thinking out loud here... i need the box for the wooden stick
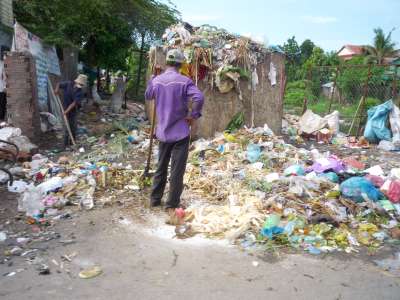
[328,67,339,113]
[144,100,156,175]
[347,96,364,136]
[48,76,76,146]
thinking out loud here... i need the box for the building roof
[322,82,334,88]
[337,45,364,59]
[344,45,364,54]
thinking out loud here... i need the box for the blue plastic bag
[340,177,384,203]
[246,144,261,163]
[320,172,339,183]
[364,100,393,143]
[284,165,305,177]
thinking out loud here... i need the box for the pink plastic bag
[388,181,400,203]
[365,175,384,188]
[343,157,365,170]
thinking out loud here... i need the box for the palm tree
[364,28,397,64]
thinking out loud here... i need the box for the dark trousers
[0,92,6,120]
[64,112,77,147]
[151,136,190,208]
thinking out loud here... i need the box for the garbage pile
[5,103,153,224]
[283,110,344,145]
[182,125,400,254]
[154,23,281,96]
[283,99,400,152]
[3,97,400,256]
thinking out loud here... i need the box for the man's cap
[74,74,88,87]
[166,49,185,64]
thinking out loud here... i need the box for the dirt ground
[1,197,400,300]
[2,107,400,299]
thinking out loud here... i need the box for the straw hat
[74,74,88,87]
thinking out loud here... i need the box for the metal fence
[286,64,400,135]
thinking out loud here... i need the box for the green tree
[13,0,178,75]
[300,39,315,63]
[282,36,301,81]
[283,36,301,64]
[365,27,397,64]
[337,56,386,103]
[129,0,179,95]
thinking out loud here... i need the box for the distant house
[321,82,340,100]
[384,50,400,65]
[337,45,364,61]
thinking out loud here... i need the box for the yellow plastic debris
[79,266,103,279]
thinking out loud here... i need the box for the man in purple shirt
[145,49,204,214]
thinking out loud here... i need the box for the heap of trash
[181,124,400,254]
[283,99,400,152]
[4,103,153,224]
[2,97,400,256]
[153,23,282,95]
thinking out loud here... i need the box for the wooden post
[96,67,101,92]
[393,66,399,105]
[355,64,372,137]
[328,66,339,113]
[302,67,312,115]
[135,32,145,96]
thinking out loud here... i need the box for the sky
[168,0,400,51]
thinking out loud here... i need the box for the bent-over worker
[145,49,204,216]
[55,74,88,148]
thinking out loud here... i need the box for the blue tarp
[364,100,393,143]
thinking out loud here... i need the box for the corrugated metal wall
[0,0,13,28]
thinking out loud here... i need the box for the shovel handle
[145,100,157,172]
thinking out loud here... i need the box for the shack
[147,24,285,137]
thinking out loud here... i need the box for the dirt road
[1,204,400,300]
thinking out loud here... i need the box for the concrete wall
[197,52,284,137]
[147,48,285,138]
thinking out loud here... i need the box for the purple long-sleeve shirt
[145,67,204,142]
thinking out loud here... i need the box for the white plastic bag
[0,170,9,183]
[390,104,400,146]
[37,177,63,195]
[19,184,44,216]
[8,180,28,193]
[378,140,396,151]
[324,111,340,135]
[0,127,21,142]
[299,110,328,134]
[268,62,277,86]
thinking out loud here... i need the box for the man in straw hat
[56,74,88,148]
[145,49,204,218]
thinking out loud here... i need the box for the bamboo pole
[328,66,339,113]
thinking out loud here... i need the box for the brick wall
[4,52,41,140]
